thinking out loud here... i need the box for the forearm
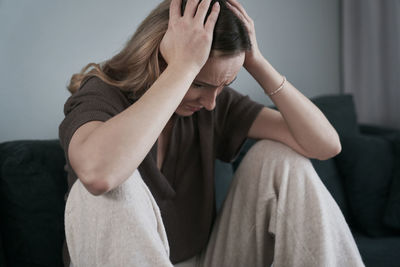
[80,64,197,193]
[246,57,341,159]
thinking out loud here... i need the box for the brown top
[58,76,264,263]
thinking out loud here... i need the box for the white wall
[0,0,341,142]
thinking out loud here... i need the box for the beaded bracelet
[267,76,286,97]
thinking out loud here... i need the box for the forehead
[195,53,245,85]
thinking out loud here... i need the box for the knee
[234,139,318,194]
[65,170,155,221]
[245,139,310,166]
[235,139,315,183]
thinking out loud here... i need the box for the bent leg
[65,169,173,267]
[200,139,365,267]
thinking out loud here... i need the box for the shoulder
[63,76,132,115]
[74,75,131,103]
[78,76,126,98]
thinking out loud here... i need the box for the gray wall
[0,0,341,143]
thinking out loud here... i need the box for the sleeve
[214,87,264,162]
[58,76,130,158]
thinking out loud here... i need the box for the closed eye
[192,83,205,89]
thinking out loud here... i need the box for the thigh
[199,140,289,267]
[65,169,172,267]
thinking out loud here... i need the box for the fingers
[204,1,220,33]
[183,0,200,18]
[226,0,251,23]
[226,1,245,22]
[194,0,212,24]
[169,0,183,22]
[226,1,248,24]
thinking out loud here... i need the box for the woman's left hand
[225,0,264,70]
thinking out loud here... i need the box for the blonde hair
[67,0,171,96]
[67,0,250,100]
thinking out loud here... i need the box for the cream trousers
[65,139,365,267]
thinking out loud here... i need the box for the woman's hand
[160,0,220,74]
[225,0,263,70]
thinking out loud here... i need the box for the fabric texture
[0,140,67,267]
[200,139,365,267]
[65,169,172,267]
[65,139,365,267]
[58,75,264,263]
[335,134,399,237]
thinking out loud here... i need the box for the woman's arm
[70,0,220,195]
[246,58,341,160]
[226,0,341,160]
[71,65,196,195]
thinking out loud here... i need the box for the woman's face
[175,52,245,116]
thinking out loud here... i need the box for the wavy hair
[67,0,251,100]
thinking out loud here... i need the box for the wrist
[265,75,286,97]
[167,62,200,79]
[244,53,264,73]
[245,57,283,94]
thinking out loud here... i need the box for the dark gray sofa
[1,94,399,267]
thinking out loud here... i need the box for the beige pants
[65,139,365,267]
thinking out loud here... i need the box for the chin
[175,110,194,117]
[175,106,196,117]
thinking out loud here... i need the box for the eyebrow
[194,76,237,87]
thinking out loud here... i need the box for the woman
[59,0,365,266]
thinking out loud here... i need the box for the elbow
[79,171,110,196]
[85,179,110,196]
[316,140,342,161]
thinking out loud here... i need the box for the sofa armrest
[0,139,68,267]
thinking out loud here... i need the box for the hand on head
[160,0,220,74]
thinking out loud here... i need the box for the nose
[200,87,220,111]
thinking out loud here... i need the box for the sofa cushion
[335,134,400,237]
[0,140,68,267]
[383,133,400,230]
[310,94,360,136]
[353,230,400,267]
